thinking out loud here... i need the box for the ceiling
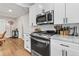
[0,3,34,19]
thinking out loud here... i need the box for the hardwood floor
[0,38,31,56]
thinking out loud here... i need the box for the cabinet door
[54,3,65,24]
[66,3,79,23]
[51,40,63,56]
[29,4,41,26]
[67,48,79,56]
[38,3,54,12]
[24,38,31,52]
[24,34,31,52]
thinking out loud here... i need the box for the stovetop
[31,31,56,39]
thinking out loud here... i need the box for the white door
[66,3,79,23]
[54,3,65,24]
[67,48,79,56]
[51,40,63,56]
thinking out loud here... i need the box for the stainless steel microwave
[36,10,54,25]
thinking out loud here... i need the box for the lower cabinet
[24,34,31,52]
[67,48,79,56]
[51,42,63,56]
[51,39,79,56]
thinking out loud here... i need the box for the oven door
[36,14,47,24]
[31,37,50,56]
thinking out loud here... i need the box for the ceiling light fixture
[9,9,12,12]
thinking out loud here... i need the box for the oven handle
[31,37,49,44]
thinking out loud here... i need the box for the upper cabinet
[66,3,79,23]
[29,3,79,25]
[54,3,65,24]
[54,3,79,24]
[29,4,42,26]
[39,3,54,12]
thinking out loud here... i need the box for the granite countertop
[51,35,79,44]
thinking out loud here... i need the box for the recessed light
[38,5,43,9]
[9,9,12,12]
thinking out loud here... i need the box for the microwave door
[36,15,47,24]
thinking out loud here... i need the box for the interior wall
[16,13,29,39]
[32,24,55,32]
[32,23,79,35]
[0,17,16,37]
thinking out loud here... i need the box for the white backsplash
[33,23,79,35]
[36,24,55,31]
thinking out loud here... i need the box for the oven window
[31,38,50,56]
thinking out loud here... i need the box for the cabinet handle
[65,17,68,24]
[63,18,68,24]
[63,18,65,24]
[60,44,69,47]
[62,50,64,56]
[66,51,67,56]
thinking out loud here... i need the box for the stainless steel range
[30,31,56,56]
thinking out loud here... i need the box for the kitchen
[0,3,79,56]
[28,3,79,56]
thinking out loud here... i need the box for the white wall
[0,17,16,37]
[31,25,55,32]
[31,23,79,35]
[16,13,29,39]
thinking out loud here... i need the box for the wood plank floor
[0,38,31,56]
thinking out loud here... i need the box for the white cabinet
[51,39,69,56]
[29,5,38,26]
[54,3,65,24]
[51,40,63,56]
[29,5,36,26]
[24,33,31,52]
[67,48,79,56]
[51,38,79,56]
[66,3,79,23]
[54,3,79,24]
[29,3,79,25]
[38,3,54,12]
[29,4,43,26]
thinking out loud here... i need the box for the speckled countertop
[51,35,79,44]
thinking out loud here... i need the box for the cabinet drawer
[51,39,79,50]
